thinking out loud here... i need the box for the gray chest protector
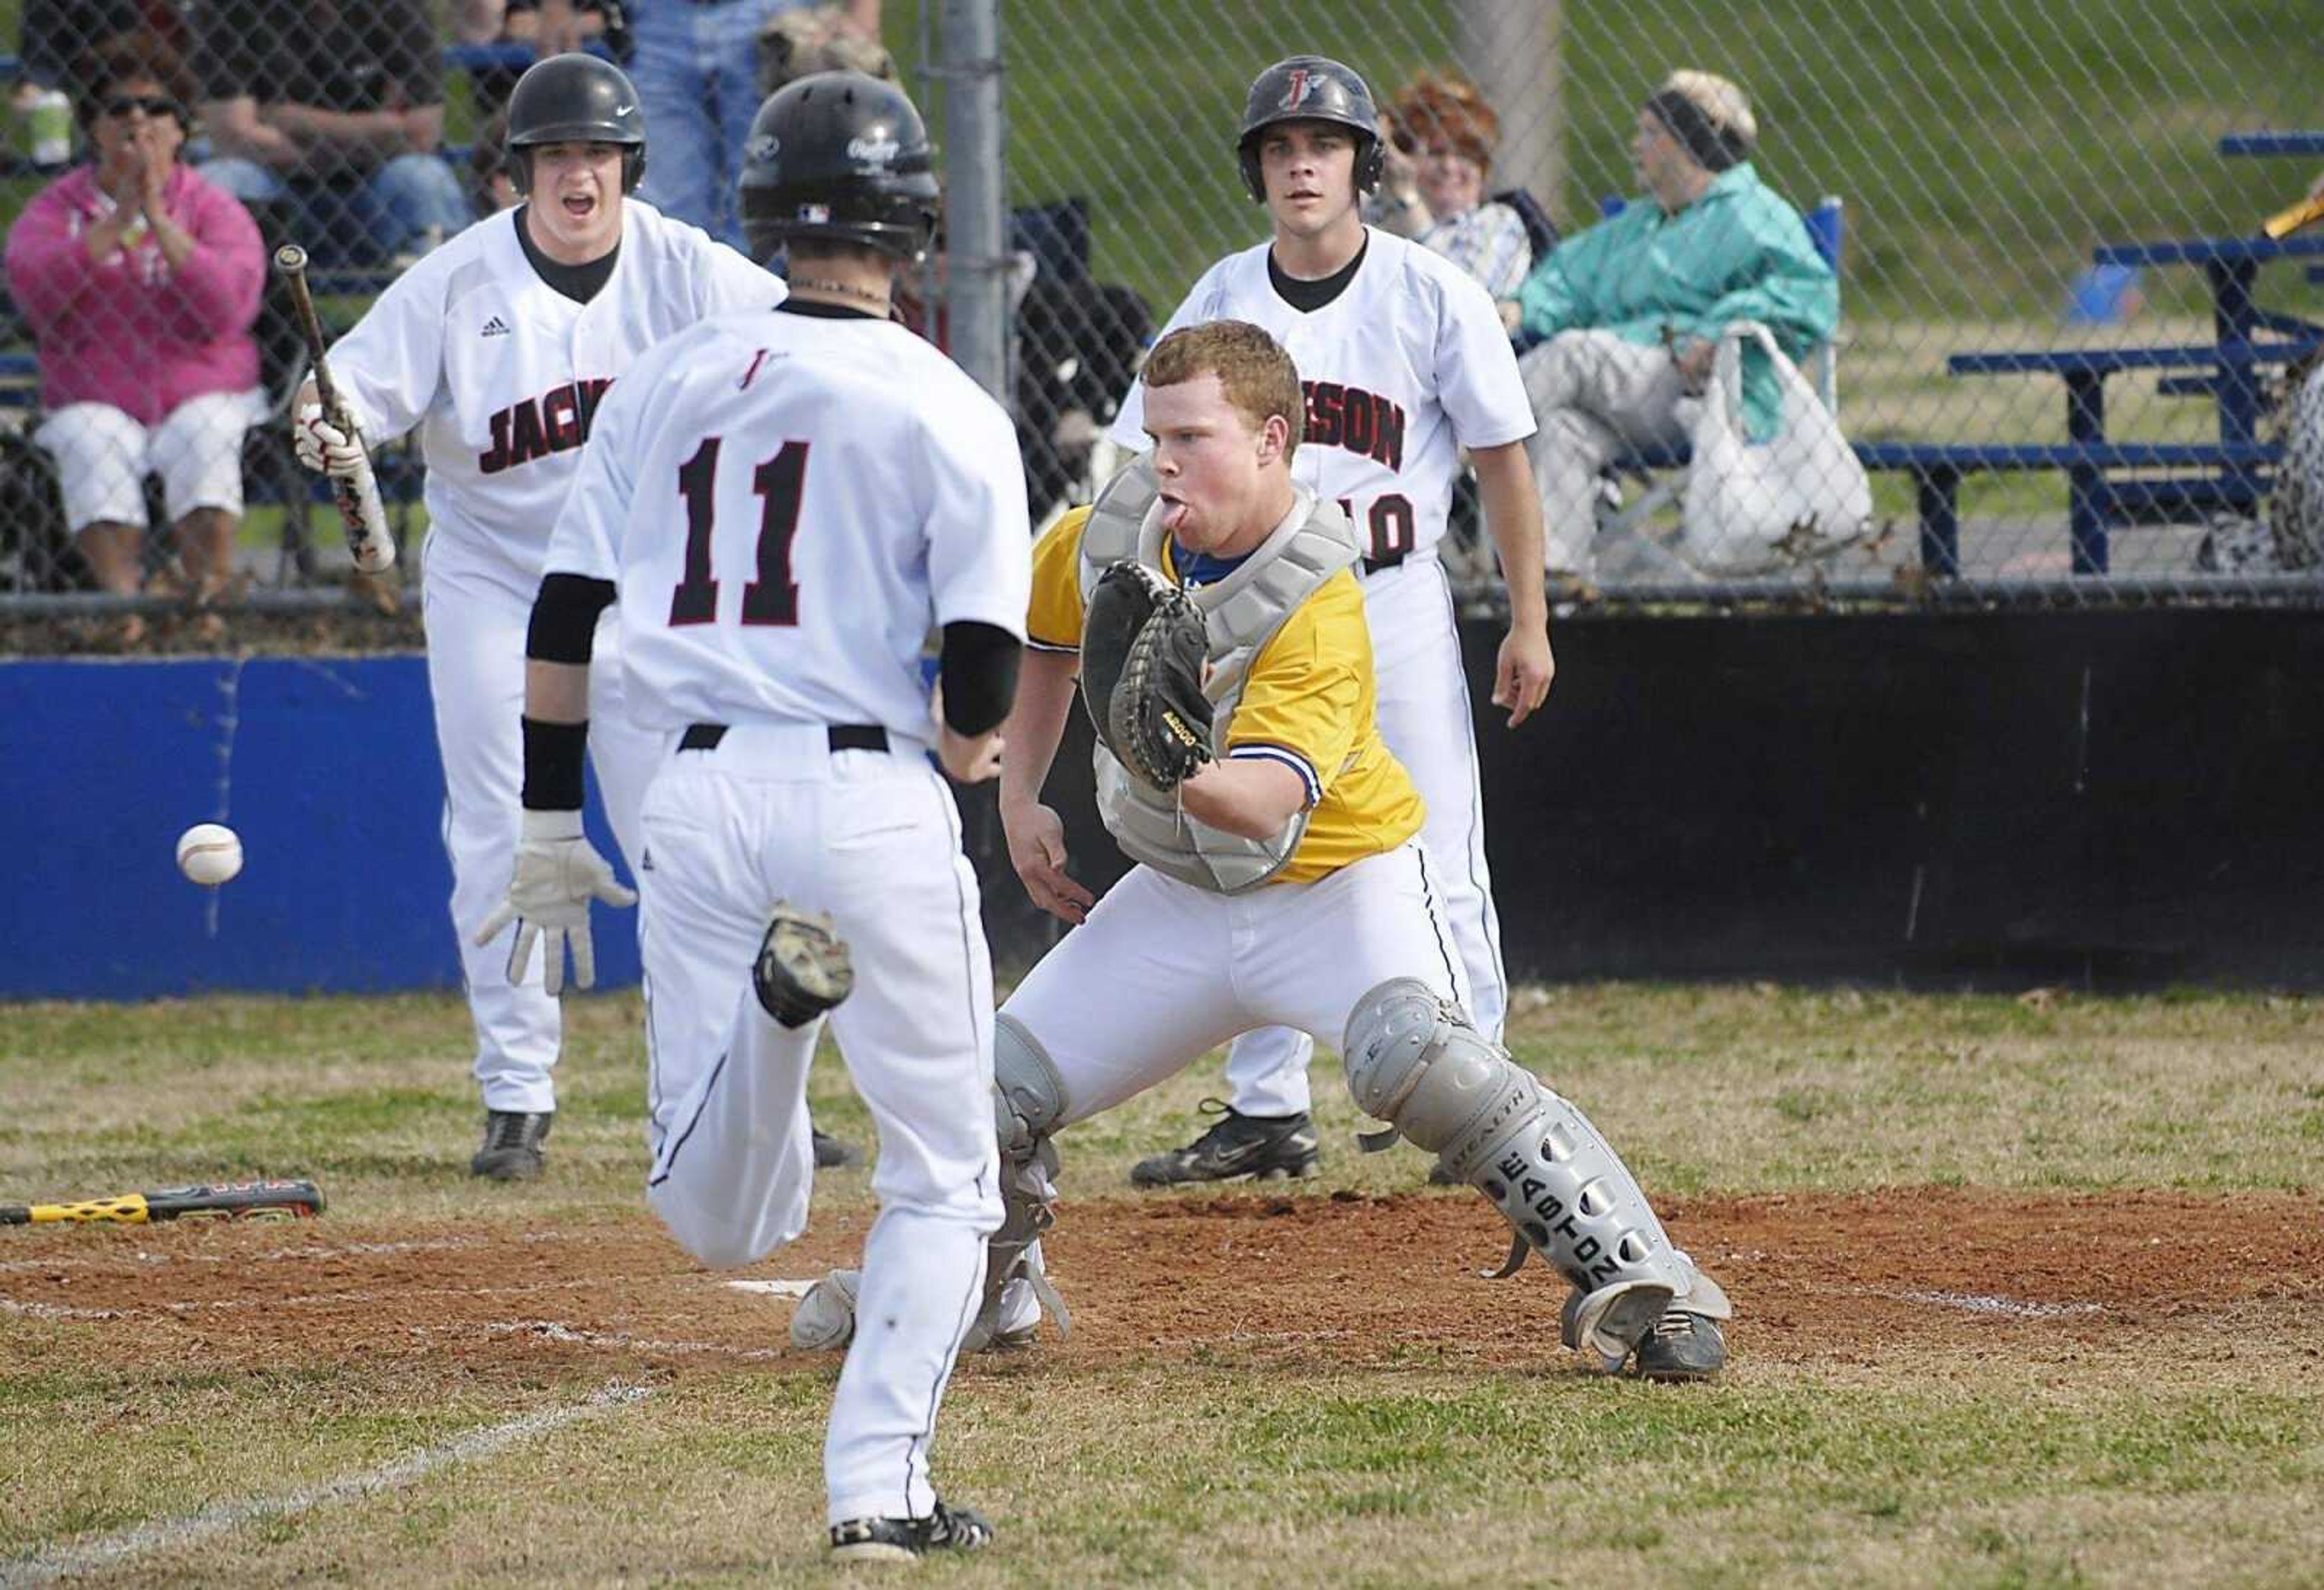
[1077,456,1361,894]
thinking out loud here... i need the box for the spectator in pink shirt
[4,31,268,612]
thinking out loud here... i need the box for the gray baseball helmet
[1236,54,1384,201]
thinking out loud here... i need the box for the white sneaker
[787,1269,1041,1353]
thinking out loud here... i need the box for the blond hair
[1660,69,1756,151]
[1142,321,1304,455]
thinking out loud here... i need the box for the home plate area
[2,1189,2317,1376]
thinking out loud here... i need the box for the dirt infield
[5,1188,2317,1378]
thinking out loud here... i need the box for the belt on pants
[679,722,888,753]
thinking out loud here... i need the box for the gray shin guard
[1343,978,1690,1370]
[987,1014,1072,1340]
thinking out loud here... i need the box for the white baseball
[176,823,243,886]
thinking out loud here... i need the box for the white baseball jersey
[546,304,1032,737]
[1108,226,1534,566]
[327,200,781,595]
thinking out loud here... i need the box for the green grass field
[2,984,2320,1585]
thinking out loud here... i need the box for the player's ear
[1255,412,1291,467]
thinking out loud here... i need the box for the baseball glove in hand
[1080,560,1213,788]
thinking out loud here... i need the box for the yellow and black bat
[2,1178,325,1226]
[2262,192,2324,240]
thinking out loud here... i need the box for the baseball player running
[292,54,854,1180]
[1089,55,1554,1188]
[485,71,1031,1560]
[798,321,1728,1380]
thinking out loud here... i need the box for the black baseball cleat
[827,1500,994,1563]
[1631,1309,1728,1381]
[470,1110,552,1182]
[810,1127,861,1169]
[1129,1099,1319,1186]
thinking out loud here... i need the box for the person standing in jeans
[626,0,879,248]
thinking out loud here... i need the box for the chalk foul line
[0,1380,650,1588]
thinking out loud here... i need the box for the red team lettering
[479,378,617,474]
[1301,380,1404,471]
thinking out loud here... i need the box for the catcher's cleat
[810,1126,861,1169]
[828,1500,994,1563]
[753,904,853,1028]
[470,1110,552,1182]
[1630,1309,1728,1381]
[1128,1099,1319,1187]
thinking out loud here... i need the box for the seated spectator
[191,0,471,266]
[630,0,880,247]
[1509,70,1836,582]
[1369,70,1533,299]
[3,31,268,621]
[450,1,628,111]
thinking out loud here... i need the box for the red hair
[1388,71,1500,172]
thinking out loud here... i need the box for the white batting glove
[472,810,638,994]
[293,402,370,480]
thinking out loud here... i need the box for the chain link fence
[2,0,2320,629]
[925,0,2324,607]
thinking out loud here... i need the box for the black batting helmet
[506,53,646,194]
[737,71,939,267]
[1236,55,1384,201]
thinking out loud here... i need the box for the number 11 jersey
[545,302,1031,738]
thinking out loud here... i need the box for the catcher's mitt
[1080,560,1213,788]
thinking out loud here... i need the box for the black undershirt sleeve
[527,572,615,664]
[939,621,1023,736]
[520,574,616,810]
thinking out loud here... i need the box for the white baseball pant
[634,723,1001,1527]
[422,536,665,1115]
[1220,553,1506,1118]
[1005,840,1469,1128]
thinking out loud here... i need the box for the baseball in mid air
[176,823,244,886]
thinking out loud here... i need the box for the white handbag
[1676,320,1871,575]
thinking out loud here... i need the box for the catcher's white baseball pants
[1005,840,1468,1128]
[1221,554,1505,1118]
[634,723,1002,1526]
[422,537,664,1115]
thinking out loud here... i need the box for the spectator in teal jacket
[1508,71,1837,581]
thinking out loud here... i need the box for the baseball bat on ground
[2,1177,326,1226]
[274,244,396,575]
[2262,192,2324,240]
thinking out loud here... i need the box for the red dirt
[4,1188,2319,1379]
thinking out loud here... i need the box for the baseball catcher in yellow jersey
[790,321,1730,1378]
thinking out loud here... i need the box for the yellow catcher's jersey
[1029,507,1423,884]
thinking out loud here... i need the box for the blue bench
[1854,440,2280,575]
[2219,132,2324,157]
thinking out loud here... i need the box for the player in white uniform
[291,55,852,1180]
[483,71,1031,1561]
[1086,55,1554,1185]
